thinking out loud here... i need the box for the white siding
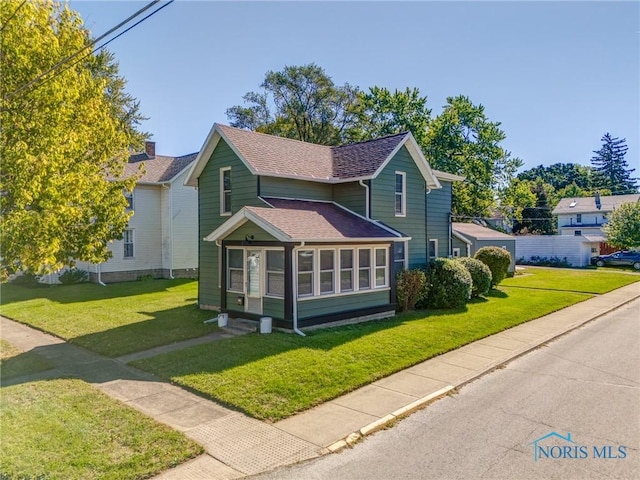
[556,213,607,236]
[170,169,198,270]
[515,235,594,267]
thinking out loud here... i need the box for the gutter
[359,180,370,218]
[162,183,175,279]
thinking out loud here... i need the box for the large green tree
[424,95,522,218]
[603,202,640,250]
[517,163,596,191]
[345,87,431,146]
[226,63,358,145]
[590,133,638,194]
[0,0,147,274]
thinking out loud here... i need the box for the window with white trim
[297,250,314,297]
[339,249,354,292]
[123,229,134,258]
[576,213,582,224]
[266,250,284,297]
[428,239,438,259]
[227,249,244,292]
[452,247,461,257]
[395,171,406,216]
[358,249,371,290]
[124,190,134,210]
[319,250,335,294]
[220,167,231,215]
[375,248,387,287]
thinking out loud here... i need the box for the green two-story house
[185,124,462,331]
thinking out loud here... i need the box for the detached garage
[452,222,516,272]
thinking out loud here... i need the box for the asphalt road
[256,298,640,480]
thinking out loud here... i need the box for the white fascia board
[433,169,465,182]
[203,208,291,242]
[289,237,401,243]
[371,133,441,190]
[451,229,473,245]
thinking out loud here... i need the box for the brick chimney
[145,141,156,158]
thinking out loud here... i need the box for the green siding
[332,182,367,216]
[225,221,278,242]
[261,176,332,201]
[198,140,262,308]
[452,236,469,256]
[426,181,453,258]
[263,296,285,319]
[297,290,390,319]
[370,146,427,267]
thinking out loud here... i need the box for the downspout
[292,241,306,336]
[425,182,431,270]
[359,180,370,218]
[96,263,106,286]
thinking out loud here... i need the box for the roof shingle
[124,152,198,183]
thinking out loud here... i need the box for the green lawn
[503,267,640,293]
[0,279,217,357]
[132,268,639,421]
[1,378,203,480]
[0,339,53,380]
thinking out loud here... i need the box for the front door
[245,250,262,314]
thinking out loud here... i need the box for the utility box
[259,316,272,334]
[218,313,228,327]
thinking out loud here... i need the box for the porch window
[340,249,354,292]
[375,248,387,287]
[297,250,314,297]
[228,249,244,292]
[123,229,134,258]
[319,250,335,294]
[395,171,406,216]
[124,190,134,210]
[220,167,231,215]
[358,249,371,290]
[266,250,284,297]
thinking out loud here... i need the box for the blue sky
[70,0,639,173]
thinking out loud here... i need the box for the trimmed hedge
[422,258,472,309]
[456,257,492,298]
[475,246,511,287]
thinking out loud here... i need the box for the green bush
[396,269,427,311]
[10,272,42,287]
[475,246,512,287]
[59,268,88,285]
[456,257,492,298]
[422,258,472,309]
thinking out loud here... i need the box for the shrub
[475,246,512,288]
[516,256,571,268]
[10,272,42,287]
[423,258,472,309]
[456,257,492,298]
[59,268,88,285]
[396,269,427,311]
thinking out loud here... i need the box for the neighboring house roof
[204,198,408,243]
[552,194,640,215]
[452,222,515,241]
[124,152,198,184]
[185,123,442,189]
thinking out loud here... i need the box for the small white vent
[569,200,577,208]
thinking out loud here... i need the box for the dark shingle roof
[250,197,403,241]
[124,152,198,183]
[216,124,408,181]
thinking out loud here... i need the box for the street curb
[324,288,640,455]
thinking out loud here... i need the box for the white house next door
[245,250,262,314]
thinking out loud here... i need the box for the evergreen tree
[590,134,638,194]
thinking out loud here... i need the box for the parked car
[591,251,640,269]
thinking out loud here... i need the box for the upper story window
[576,213,582,224]
[395,171,406,216]
[220,167,231,215]
[124,190,134,210]
[123,229,134,258]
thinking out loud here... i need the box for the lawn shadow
[0,278,196,307]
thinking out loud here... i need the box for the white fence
[515,235,594,267]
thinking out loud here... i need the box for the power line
[4,0,169,102]
[0,0,27,34]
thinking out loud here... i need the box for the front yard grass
[0,339,53,380]
[132,268,639,422]
[502,267,640,293]
[0,378,203,480]
[0,279,216,357]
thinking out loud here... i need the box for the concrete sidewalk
[1,282,639,479]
